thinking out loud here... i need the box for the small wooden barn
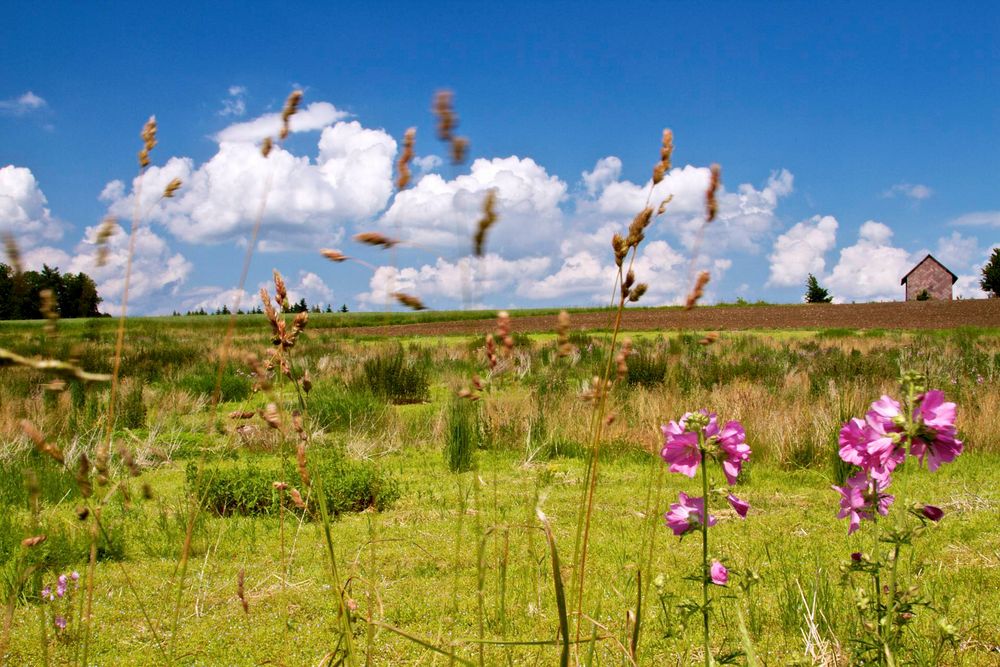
[901,254,957,301]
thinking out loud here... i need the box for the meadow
[1,313,998,665]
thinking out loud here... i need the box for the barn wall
[905,262,954,300]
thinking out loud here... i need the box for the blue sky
[1,1,997,314]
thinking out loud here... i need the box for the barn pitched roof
[900,254,958,286]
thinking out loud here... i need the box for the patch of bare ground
[332,299,1000,337]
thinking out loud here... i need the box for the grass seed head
[450,136,469,164]
[656,195,674,216]
[296,443,310,487]
[433,90,456,141]
[320,248,348,262]
[279,90,303,140]
[95,216,118,267]
[138,115,157,168]
[705,163,721,223]
[22,535,47,548]
[76,454,92,499]
[473,189,499,257]
[685,270,711,310]
[393,292,427,310]
[272,270,288,310]
[354,232,399,249]
[260,137,273,158]
[289,488,306,509]
[396,127,416,190]
[260,403,281,429]
[21,419,63,463]
[3,233,22,274]
[163,178,182,198]
[627,207,653,247]
[628,283,648,302]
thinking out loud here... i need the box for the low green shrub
[187,446,400,518]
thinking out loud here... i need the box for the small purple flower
[54,615,66,631]
[71,571,80,588]
[920,504,944,522]
[56,574,68,598]
[850,551,863,562]
[710,560,728,585]
[665,492,716,537]
[41,586,52,601]
[726,493,749,518]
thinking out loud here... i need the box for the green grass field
[2,319,999,665]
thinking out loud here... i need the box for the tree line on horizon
[0,263,103,320]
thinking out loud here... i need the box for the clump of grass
[307,383,389,433]
[353,346,430,404]
[177,363,252,403]
[186,447,399,518]
[445,397,480,472]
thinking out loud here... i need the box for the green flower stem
[700,431,711,667]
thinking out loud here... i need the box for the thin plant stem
[699,434,711,667]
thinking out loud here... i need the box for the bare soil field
[336,298,1000,336]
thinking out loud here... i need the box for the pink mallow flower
[660,413,709,478]
[910,390,963,471]
[54,615,66,631]
[838,407,904,481]
[665,492,716,537]
[833,471,894,535]
[726,493,750,518]
[717,420,750,485]
[56,574,68,598]
[710,560,728,585]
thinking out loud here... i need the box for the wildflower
[833,471,894,535]
[54,615,66,631]
[41,586,52,601]
[726,493,749,518]
[710,560,728,586]
[665,491,716,537]
[838,416,904,481]
[850,551,863,562]
[920,504,944,522]
[660,418,701,478]
[717,420,749,485]
[56,574,67,598]
[910,390,963,471]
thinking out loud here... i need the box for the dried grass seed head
[3,233,22,275]
[433,90,457,141]
[685,270,711,310]
[473,189,498,257]
[705,163,721,223]
[392,291,427,311]
[272,270,288,309]
[138,115,157,168]
[320,248,349,262]
[395,127,416,191]
[280,90,304,140]
[450,136,469,164]
[354,231,399,249]
[260,137,273,158]
[163,178,182,198]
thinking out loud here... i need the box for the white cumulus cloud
[949,211,1000,228]
[0,165,66,256]
[767,215,838,287]
[102,116,397,248]
[826,221,912,302]
[214,101,348,143]
[378,156,567,254]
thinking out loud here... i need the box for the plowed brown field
[335,299,1000,337]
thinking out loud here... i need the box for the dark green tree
[339,303,349,313]
[805,273,833,303]
[981,248,1000,298]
